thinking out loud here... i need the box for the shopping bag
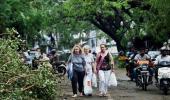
[84,75,93,95]
[108,72,117,87]
[66,63,73,80]
[92,73,97,88]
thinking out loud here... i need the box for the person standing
[67,45,86,98]
[96,44,115,96]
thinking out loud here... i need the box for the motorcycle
[53,61,66,77]
[156,61,170,95]
[136,60,152,91]
[126,54,136,81]
[127,58,135,81]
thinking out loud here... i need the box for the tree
[0,0,61,45]
[0,29,60,99]
[54,0,170,50]
[55,0,154,50]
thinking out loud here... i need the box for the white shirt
[84,53,94,74]
[134,54,150,61]
[154,55,170,65]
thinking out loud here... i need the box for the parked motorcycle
[53,61,66,77]
[136,60,153,91]
[156,61,170,95]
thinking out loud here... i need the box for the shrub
[0,29,60,99]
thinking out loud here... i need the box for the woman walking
[67,45,86,98]
[96,44,115,96]
[83,45,96,78]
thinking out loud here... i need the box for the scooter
[136,60,152,91]
[156,61,170,95]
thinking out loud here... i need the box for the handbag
[66,63,73,80]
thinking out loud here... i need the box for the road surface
[59,68,170,100]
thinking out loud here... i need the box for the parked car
[148,51,160,59]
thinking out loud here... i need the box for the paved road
[59,68,170,100]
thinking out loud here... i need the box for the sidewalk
[59,68,129,100]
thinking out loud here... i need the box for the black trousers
[71,70,85,94]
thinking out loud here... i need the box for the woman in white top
[83,45,96,78]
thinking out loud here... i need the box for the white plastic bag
[66,63,73,80]
[108,72,117,87]
[92,73,97,88]
[84,75,92,95]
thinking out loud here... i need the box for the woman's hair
[72,45,83,54]
[83,45,91,50]
[83,45,91,53]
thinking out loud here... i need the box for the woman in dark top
[67,45,86,98]
[96,44,115,96]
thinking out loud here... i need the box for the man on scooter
[134,48,154,84]
[154,47,170,83]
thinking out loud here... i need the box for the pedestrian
[96,44,115,96]
[67,45,86,98]
[83,45,96,78]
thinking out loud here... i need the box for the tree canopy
[55,0,170,50]
[0,0,170,50]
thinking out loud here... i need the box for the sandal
[98,93,103,97]
[103,94,108,97]
[79,92,83,97]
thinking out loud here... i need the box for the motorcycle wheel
[142,76,147,91]
[163,86,168,95]
[56,66,66,76]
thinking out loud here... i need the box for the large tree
[0,0,61,45]
[56,0,170,50]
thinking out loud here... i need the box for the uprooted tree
[0,29,60,99]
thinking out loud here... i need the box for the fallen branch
[0,83,10,86]
[0,70,16,75]
[21,84,34,92]
[0,89,12,93]
[6,74,34,85]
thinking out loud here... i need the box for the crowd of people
[120,39,170,85]
[67,44,115,97]
[20,47,60,70]
[19,39,170,98]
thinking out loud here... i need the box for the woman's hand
[112,67,115,72]
[93,69,97,74]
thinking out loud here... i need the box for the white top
[154,55,170,65]
[84,53,94,74]
[134,54,150,61]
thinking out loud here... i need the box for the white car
[148,51,160,59]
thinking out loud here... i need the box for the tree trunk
[90,16,125,52]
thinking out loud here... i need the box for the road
[59,68,170,100]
